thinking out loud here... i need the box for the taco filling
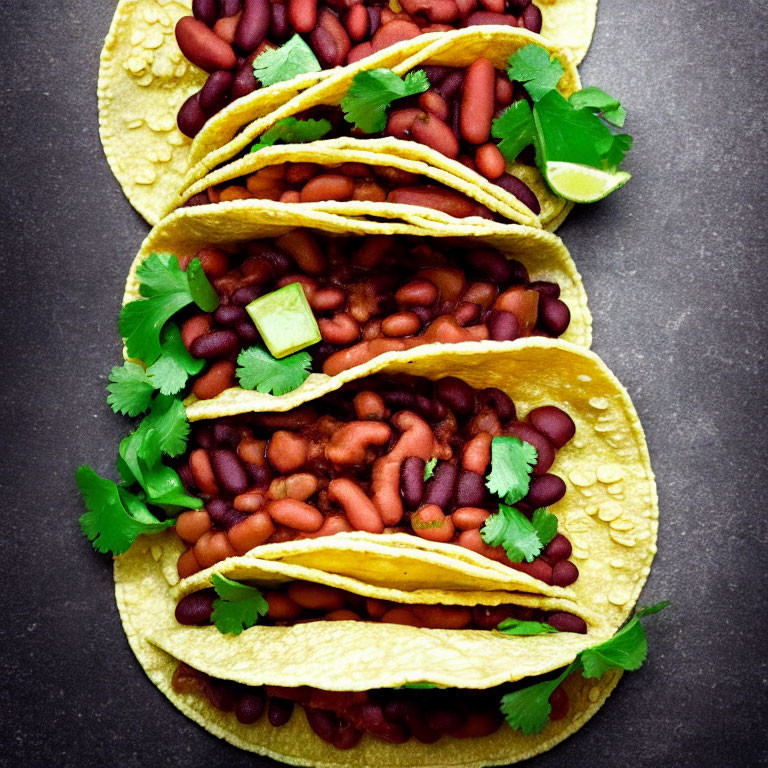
[172,373,578,584]
[175,1,545,136]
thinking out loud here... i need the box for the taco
[99,1,597,223]
[117,203,590,419]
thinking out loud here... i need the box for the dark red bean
[221,0,243,16]
[177,92,208,138]
[199,70,234,113]
[505,421,555,475]
[436,70,464,100]
[527,406,575,448]
[246,462,272,487]
[382,390,420,412]
[507,259,530,285]
[367,6,381,35]
[538,297,571,337]
[269,2,290,40]
[207,498,239,526]
[236,321,259,344]
[424,463,458,509]
[205,680,237,711]
[400,456,426,510]
[174,591,215,625]
[184,192,210,208]
[232,58,258,98]
[520,3,542,32]
[467,249,513,284]
[510,557,553,584]
[178,463,197,493]
[235,0,270,51]
[214,304,248,326]
[310,26,340,67]
[547,611,587,633]
[268,698,294,726]
[495,173,541,215]
[488,309,520,341]
[195,424,215,449]
[210,449,250,495]
[552,560,579,587]
[427,708,464,734]
[466,11,518,27]
[213,423,239,447]
[333,718,363,749]
[358,703,409,743]
[190,330,240,359]
[507,0,532,12]
[454,469,486,507]
[526,473,566,507]
[548,685,569,721]
[435,376,475,416]
[175,17,238,72]
[545,533,572,562]
[478,387,516,421]
[422,65,452,85]
[236,689,265,724]
[306,708,336,743]
[232,285,262,305]
[529,280,560,299]
[193,0,219,26]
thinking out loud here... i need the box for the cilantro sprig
[250,117,332,154]
[252,35,321,88]
[340,69,430,133]
[497,617,559,636]
[482,504,542,562]
[210,574,270,635]
[501,602,669,734]
[423,457,438,481]
[485,436,537,505]
[236,345,312,396]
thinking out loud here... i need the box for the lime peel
[543,161,631,203]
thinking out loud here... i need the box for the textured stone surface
[0,1,766,766]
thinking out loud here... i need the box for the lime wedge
[543,161,631,203]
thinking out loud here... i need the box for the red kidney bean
[370,19,421,51]
[552,560,579,587]
[478,388,516,421]
[327,478,384,533]
[452,507,490,530]
[175,17,237,73]
[236,689,265,724]
[182,314,213,349]
[466,248,513,284]
[495,173,541,214]
[210,449,250,495]
[527,406,575,448]
[435,376,475,416]
[193,0,219,26]
[268,698,294,727]
[301,174,356,202]
[475,143,506,180]
[428,708,464,734]
[423,463,457,509]
[269,3,289,40]
[525,473,566,507]
[506,421,555,475]
[381,311,421,337]
[455,469,485,507]
[318,8,352,65]
[547,611,587,633]
[347,41,373,64]
[395,279,439,307]
[466,11,518,26]
[401,0,459,23]
[235,0,270,51]
[545,533,572,562]
[520,3,543,32]
[529,280,560,299]
[495,74,514,106]
[175,591,215,625]
[221,0,243,15]
[510,557,553,584]
[306,708,337,743]
[411,112,460,159]
[229,511,275,553]
[508,0,532,12]
[422,65,451,85]
[176,508,211,542]
[460,58,495,144]
[177,92,208,138]
[548,685,569,721]
[454,302,480,326]
[538,297,571,337]
[367,6,381,35]
[214,304,247,326]
[190,329,240,359]
[385,107,421,140]
[345,4,369,41]
[236,321,259,344]
[193,361,235,400]
[231,285,262,305]
[419,90,449,122]
[311,26,340,67]
[488,309,520,341]
[176,548,201,578]
[436,70,463,100]
[400,456,425,509]
[267,498,324,532]
[183,191,210,208]
[213,423,239,447]
[288,0,317,33]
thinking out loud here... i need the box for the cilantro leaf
[497,617,558,636]
[423,457,438,481]
[507,44,564,102]
[136,394,191,458]
[481,504,542,563]
[485,437,538,505]
[77,466,174,555]
[186,258,219,312]
[603,132,633,169]
[250,116,332,153]
[569,86,626,127]
[236,345,311,396]
[531,507,558,546]
[252,35,321,88]
[210,574,270,635]
[119,253,194,364]
[635,601,671,619]
[107,362,155,417]
[146,323,205,396]
[492,101,536,163]
[400,683,438,690]
[340,69,429,133]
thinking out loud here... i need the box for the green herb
[340,69,429,133]
[146,323,205,396]
[107,362,155,417]
[252,35,321,88]
[485,436,538,505]
[492,100,536,163]
[400,683,438,690]
[77,466,175,555]
[500,601,668,734]
[186,258,219,312]
[497,617,559,636]
[210,574,270,636]
[250,117,332,153]
[236,346,312,396]
[481,503,542,562]
[569,86,626,127]
[531,507,558,547]
[507,45,564,102]
[423,457,438,481]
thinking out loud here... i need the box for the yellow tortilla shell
[115,530,621,766]
[182,28,582,229]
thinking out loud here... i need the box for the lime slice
[543,161,631,203]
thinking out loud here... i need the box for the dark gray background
[1,1,766,766]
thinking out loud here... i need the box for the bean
[193,361,236,400]
[325,421,391,466]
[176,548,201,579]
[479,0,504,11]
[495,73,514,106]
[455,528,506,560]
[435,376,475,416]
[268,3,289,40]
[353,391,387,421]
[495,173,541,215]
[461,432,492,474]
[529,280,560,299]
[520,3,543,32]
[316,8,351,66]
[381,311,421,337]
[301,514,353,539]
[210,449,249,495]
[328,478,384,533]
[538,297,571,337]
[316,313,359,346]
[478,388,516,421]
[220,0,243,16]
[545,533,572,562]
[352,180,386,202]
[268,698,294,727]
[267,498,323,532]
[189,449,220,495]
[465,249,511,284]
[395,279,439,307]
[451,506,490,530]
[267,431,309,473]
[182,313,213,350]
[236,690,265,724]
[509,558,553,584]
[466,11,517,26]
[277,274,317,301]
[206,498,244,528]
[347,41,373,64]
[175,591,215,625]
[367,6,381,34]
[436,70,464,100]
[213,423,242,448]
[411,113,460,158]
[401,0,459,22]
[387,186,482,219]
[228,511,275,554]
[199,70,233,114]
[428,708,464,734]
[453,302,479,326]
[547,611,587,633]
[310,26,340,68]
[345,4,369,41]
[275,230,326,275]
[373,165,420,185]
[213,14,240,44]
[300,174,356,202]
[306,708,336,744]
[183,191,210,208]
[527,406,575,448]
[287,0,316,33]
[455,470,486,507]
[288,582,346,611]
[526,473,566,507]
[177,92,207,138]
[508,0,532,12]
[194,530,236,568]
[265,591,303,620]
[189,329,239,359]
[463,281,498,309]
[214,304,247,326]
[193,0,218,26]
[413,604,472,629]
[506,421,555,475]
[548,685,569,722]
[460,58,495,144]
[176,509,213,543]
[380,607,420,626]
[400,456,425,509]
[385,107,421,140]
[233,490,266,512]
[475,143,506,180]
[175,17,237,73]
[235,0,269,51]
[218,185,251,202]
[418,90,449,122]
[370,19,421,52]
[494,287,539,333]
[423,463,457,509]
[488,309,520,341]
[451,711,502,739]
[552,560,579,587]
